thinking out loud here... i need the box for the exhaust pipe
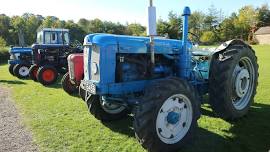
[148,0,157,73]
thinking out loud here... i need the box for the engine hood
[9,47,32,53]
[84,33,193,54]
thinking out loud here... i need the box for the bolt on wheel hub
[235,69,250,98]
[156,94,193,144]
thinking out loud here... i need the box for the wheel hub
[235,69,250,98]
[19,66,29,76]
[167,111,180,125]
[156,94,193,144]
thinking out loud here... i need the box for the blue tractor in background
[28,28,83,86]
[8,47,32,79]
[79,3,258,152]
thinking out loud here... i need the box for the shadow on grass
[102,103,270,152]
[103,115,135,137]
[0,80,26,85]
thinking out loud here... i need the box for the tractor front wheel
[61,72,78,95]
[37,66,58,86]
[86,95,128,122]
[13,64,30,79]
[9,64,16,76]
[209,44,258,120]
[79,86,86,101]
[29,65,39,82]
[134,78,200,152]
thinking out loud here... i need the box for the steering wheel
[71,40,83,49]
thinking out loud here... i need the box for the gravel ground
[0,86,38,152]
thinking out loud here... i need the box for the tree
[0,37,7,48]
[11,16,26,46]
[200,31,216,44]
[127,23,146,36]
[257,4,270,27]
[189,11,205,40]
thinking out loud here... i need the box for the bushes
[0,47,9,64]
[200,31,216,45]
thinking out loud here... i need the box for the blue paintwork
[8,47,32,66]
[167,111,180,125]
[82,7,209,102]
[10,47,32,54]
[179,6,191,79]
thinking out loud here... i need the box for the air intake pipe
[179,6,191,79]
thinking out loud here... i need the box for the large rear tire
[86,95,129,122]
[134,78,200,152]
[61,72,78,95]
[13,64,30,79]
[209,44,258,120]
[37,66,58,86]
[9,64,16,76]
[29,65,39,82]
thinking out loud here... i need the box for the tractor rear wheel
[86,95,128,122]
[9,64,16,76]
[29,65,39,82]
[13,64,30,79]
[209,44,258,120]
[61,72,78,95]
[134,78,200,152]
[37,66,58,86]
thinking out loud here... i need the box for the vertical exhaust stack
[179,6,191,79]
[148,0,157,68]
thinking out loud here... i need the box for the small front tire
[9,64,16,76]
[87,95,129,122]
[37,66,58,86]
[29,65,39,82]
[61,72,78,95]
[13,64,30,79]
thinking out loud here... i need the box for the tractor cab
[29,28,83,86]
[36,28,70,45]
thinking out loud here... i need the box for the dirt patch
[0,86,38,152]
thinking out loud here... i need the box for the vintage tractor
[61,53,84,96]
[8,47,32,79]
[79,2,258,152]
[28,28,83,86]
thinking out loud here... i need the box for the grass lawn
[0,45,269,152]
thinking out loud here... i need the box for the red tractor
[61,53,85,99]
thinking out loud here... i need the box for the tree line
[0,4,269,47]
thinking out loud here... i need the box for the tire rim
[42,69,55,82]
[100,99,126,114]
[156,94,193,144]
[232,57,255,110]
[19,66,29,76]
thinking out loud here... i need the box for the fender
[68,53,84,84]
[209,39,252,69]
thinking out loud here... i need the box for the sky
[0,0,269,26]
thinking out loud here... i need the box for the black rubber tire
[9,64,16,76]
[29,65,39,82]
[209,44,258,120]
[87,95,129,122]
[134,78,200,152]
[37,66,58,86]
[13,64,30,79]
[61,72,78,95]
[79,86,86,101]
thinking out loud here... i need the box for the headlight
[91,62,98,75]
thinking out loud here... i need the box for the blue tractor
[8,47,32,79]
[28,28,83,85]
[79,3,258,152]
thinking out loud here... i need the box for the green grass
[0,45,270,152]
